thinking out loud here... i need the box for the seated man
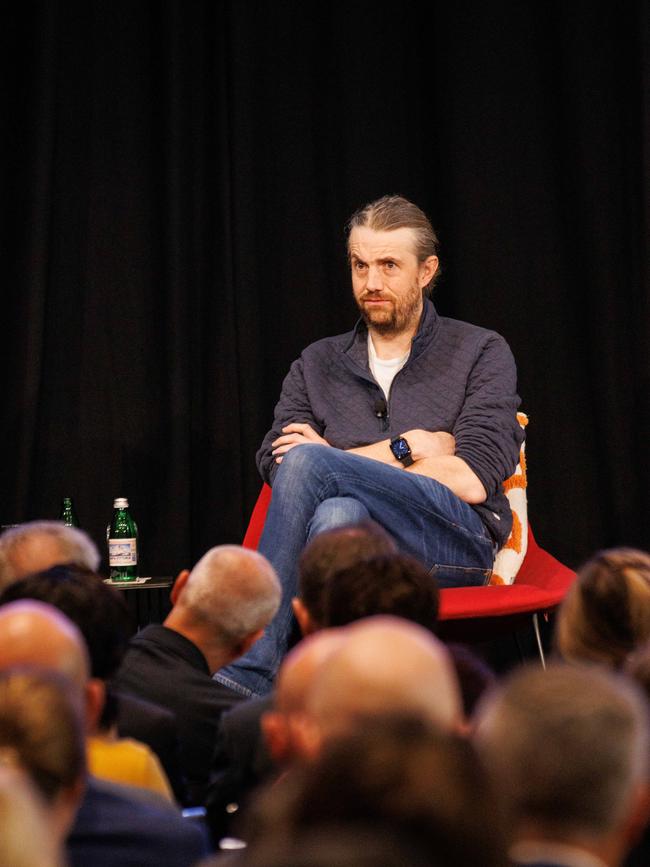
[114,544,281,804]
[217,194,523,697]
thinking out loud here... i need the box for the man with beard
[216,195,523,698]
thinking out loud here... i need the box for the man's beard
[356,284,423,336]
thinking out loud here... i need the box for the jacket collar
[344,298,440,370]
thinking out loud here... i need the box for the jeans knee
[307,497,370,539]
[274,443,332,490]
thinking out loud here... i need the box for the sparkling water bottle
[107,497,138,581]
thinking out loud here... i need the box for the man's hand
[402,430,456,460]
[271,423,330,463]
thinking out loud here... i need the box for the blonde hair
[555,547,650,668]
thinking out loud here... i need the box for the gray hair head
[474,663,649,838]
[0,522,100,591]
[180,545,281,646]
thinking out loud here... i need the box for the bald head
[0,601,90,689]
[276,630,348,716]
[262,630,348,767]
[172,545,281,647]
[306,616,462,738]
[0,522,100,591]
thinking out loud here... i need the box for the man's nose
[366,265,383,291]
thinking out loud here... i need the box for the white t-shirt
[367,334,409,399]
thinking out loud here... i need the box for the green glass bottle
[59,497,80,528]
[107,497,138,581]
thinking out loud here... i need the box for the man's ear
[51,774,86,840]
[170,569,191,606]
[622,782,650,849]
[419,255,438,291]
[290,712,323,763]
[292,598,316,636]
[84,678,105,735]
[261,710,290,766]
[235,628,265,659]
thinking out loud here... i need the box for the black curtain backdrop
[1,1,648,574]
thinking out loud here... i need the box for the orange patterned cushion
[490,413,528,585]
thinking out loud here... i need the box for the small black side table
[106,577,175,630]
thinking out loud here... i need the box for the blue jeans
[215,444,494,697]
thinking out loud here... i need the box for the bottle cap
[113,497,129,509]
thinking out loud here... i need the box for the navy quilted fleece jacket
[256,300,524,548]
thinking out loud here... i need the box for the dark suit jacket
[113,625,245,804]
[206,694,275,840]
[67,777,210,867]
[115,690,186,802]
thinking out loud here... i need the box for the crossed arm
[271,423,487,505]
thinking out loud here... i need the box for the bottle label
[108,539,137,566]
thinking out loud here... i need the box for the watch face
[391,437,411,460]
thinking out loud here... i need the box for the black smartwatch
[390,435,414,467]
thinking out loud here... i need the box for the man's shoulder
[115,626,207,694]
[128,623,170,647]
[431,314,515,369]
[126,625,199,661]
[437,313,507,345]
[298,324,358,360]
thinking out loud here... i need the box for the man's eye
[354,262,367,271]
[384,261,396,270]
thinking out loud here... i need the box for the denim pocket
[429,563,492,589]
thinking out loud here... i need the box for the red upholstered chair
[242,483,575,666]
[242,484,273,551]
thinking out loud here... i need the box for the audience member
[114,545,281,803]
[302,615,461,753]
[261,630,348,768]
[0,600,209,866]
[207,630,347,842]
[0,564,182,801]
[292,520,397,636]
[554,547,650,669]
[0,764,64,867]
[446,642,497,730]
[0,521,100,590]
[0,669,86,850]
[475,663,650,867]
[322,552,439,629]
[236,714,508,867]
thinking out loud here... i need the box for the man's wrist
[390,435,414,468]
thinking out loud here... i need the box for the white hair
[180,545,281,646]
[0,522,100,591]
